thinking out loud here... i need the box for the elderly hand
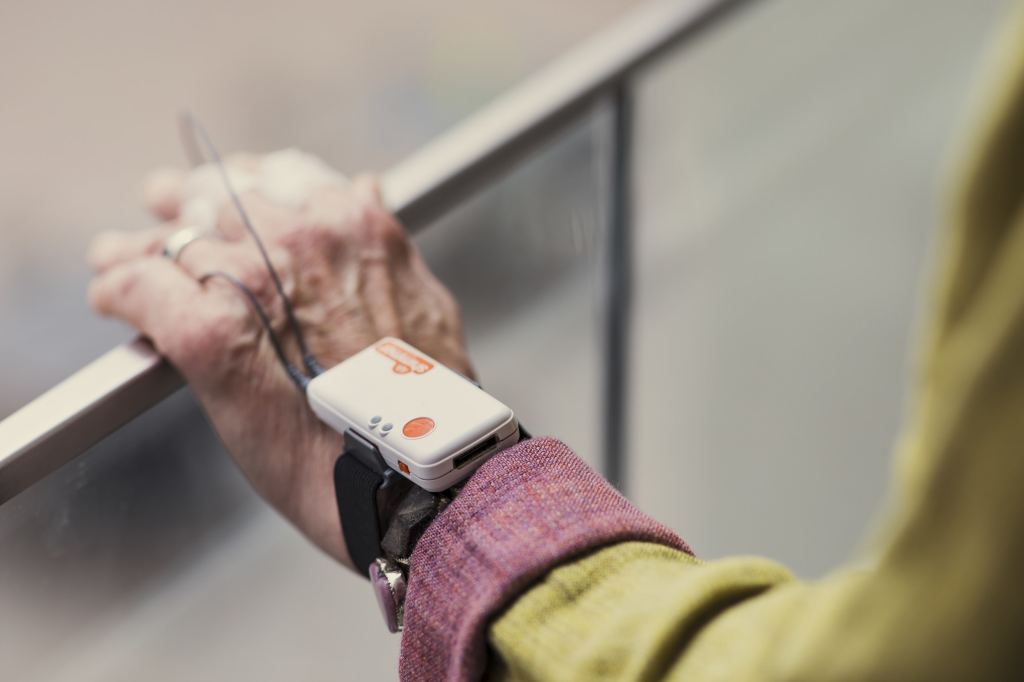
[87,151,473,570]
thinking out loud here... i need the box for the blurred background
[0,0,1017,679]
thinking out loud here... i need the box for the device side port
[453,434,499,469]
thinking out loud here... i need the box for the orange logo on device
[375,341,434,375]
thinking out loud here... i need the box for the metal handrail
[0,0,750,504]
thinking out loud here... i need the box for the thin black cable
[200,271,310,392]
[179,112,325,377]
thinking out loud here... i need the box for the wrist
[400,437,690,680]
[285,431,354,567]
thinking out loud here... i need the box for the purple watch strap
[399,437,693,681]
[370,559,407,634]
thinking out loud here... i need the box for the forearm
[493,6,1024,678]
[400,437,691,680]
[488,543,793,681]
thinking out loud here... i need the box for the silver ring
[162,226,209,262]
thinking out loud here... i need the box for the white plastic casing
[307,337,519,492]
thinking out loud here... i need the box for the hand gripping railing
[0,0,752,504]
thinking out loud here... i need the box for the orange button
[402,417,435,439]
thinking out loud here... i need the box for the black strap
[335,424,528,576]
[334,430,412,576]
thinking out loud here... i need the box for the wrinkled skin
[87,158,473,570]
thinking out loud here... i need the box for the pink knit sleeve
[399,437,693,681]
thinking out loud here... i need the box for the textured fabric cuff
[398,437,693,681]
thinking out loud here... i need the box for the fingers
[88,225,176,273]
[88,252,270,380]
[143,168,187,221]
[87,223,233,274]
[88,257,202,347]
[303,175,382,224]
[351,174,383,204]
[102,166,392,286]
[183,152,333,240]
[215,191,296,242]
[176,238,294,307]
[87,193,291,282]
[302,175,402,240]
[139,151,358,249]
[259,149,349,208]
[173,235,239,276]
[153,153,259,238]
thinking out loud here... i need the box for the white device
[307,337,519,492]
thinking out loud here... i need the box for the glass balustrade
[629,0,1015,576]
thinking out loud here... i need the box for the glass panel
[0,2,624,679]
[628,0,1015,577]
[416,111,609,471]
[0,113,608,680]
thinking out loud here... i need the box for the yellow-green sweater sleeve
[489,5,1024,680]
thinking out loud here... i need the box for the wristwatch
[335,426,526,632]
[310,337,525,632]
